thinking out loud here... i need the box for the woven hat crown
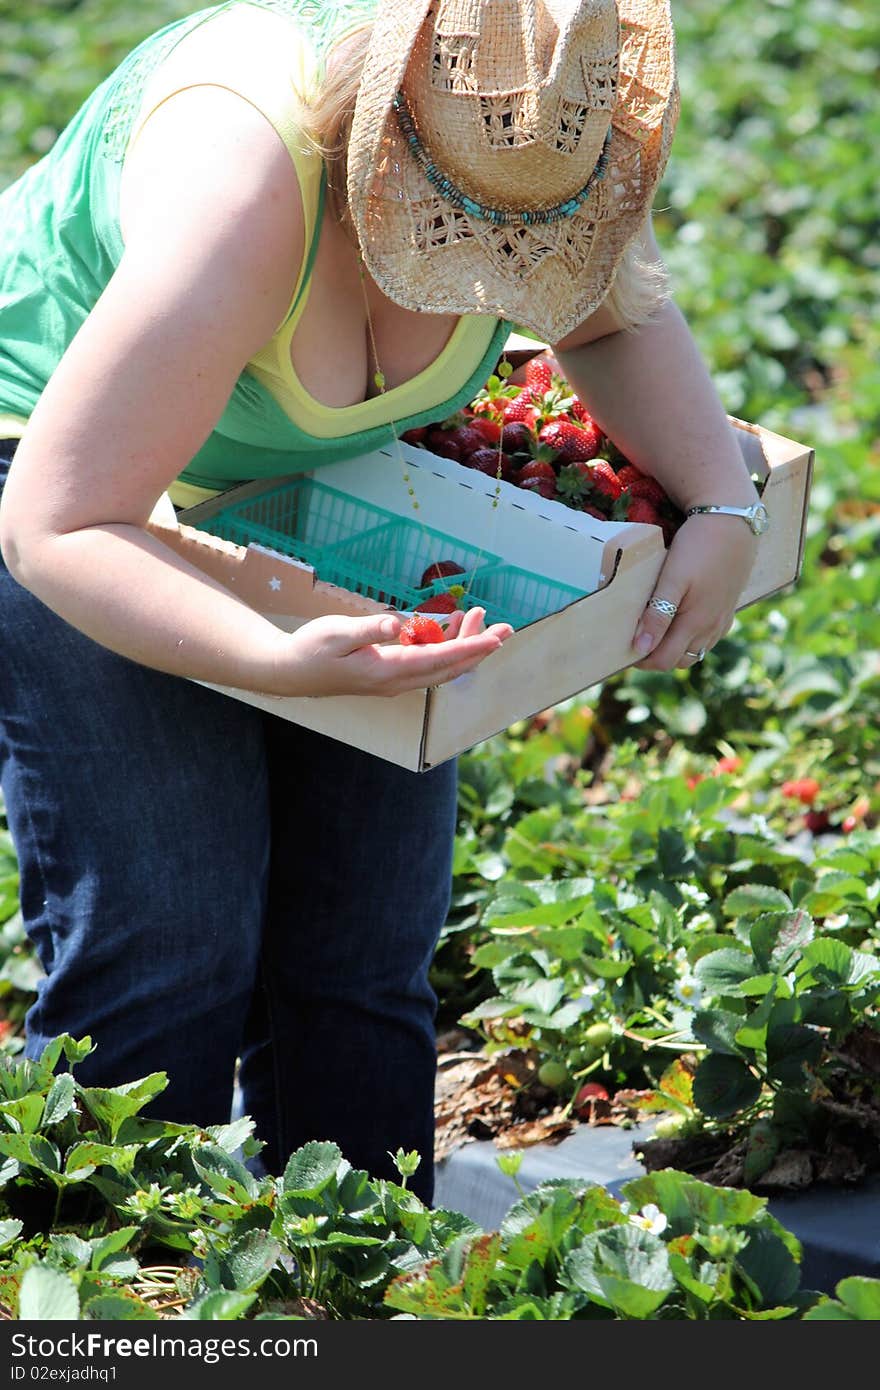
[403,0,620,214]
[348,0,678,342]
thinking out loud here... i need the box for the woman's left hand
[631,513,760,670]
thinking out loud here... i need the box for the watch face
[751,504,770,535]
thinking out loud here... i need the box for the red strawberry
[538,419,601,464]
[518,460,557,485]
[467,447,515,479]
[399,614,446,645]
[525,356,555,395]
[419,560,465,587]
[502,392,540,428]
[805,809,830,834]
[501,421,535,456]
[590,460,623,501]
[617,464,668,507]
[631,476,668,505]
[570,399,597,428]
[518,476,557,499]
[626,498,664,527]
[401,426,429,445]
[447,424,488,459]
[781,777,821,805]
[415,592,459,614]
[617,464,645,488]
[469,414,503,445]
[713,755,743,775]
[426,429,461,462]
[582,504,608,521]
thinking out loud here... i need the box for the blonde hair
[302,26,670,332]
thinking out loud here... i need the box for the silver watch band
[685,503,770,535]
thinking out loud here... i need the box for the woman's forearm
[7,524,289,693]
[555,300,760,511]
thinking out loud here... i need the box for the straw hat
[347,0,679,343]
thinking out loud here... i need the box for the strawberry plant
[634,912,880,1187]
[384,1164,817,1319]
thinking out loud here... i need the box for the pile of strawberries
[401,356,684,545]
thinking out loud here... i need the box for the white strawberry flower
[629,1203,668,1236]
[674,975,703,1009]
[579,981,602,1010]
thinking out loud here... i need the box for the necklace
[357,257,510,610]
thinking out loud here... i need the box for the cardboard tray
[150,416,812,771]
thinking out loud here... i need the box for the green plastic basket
[328,518,500,611]
[198,477,398,570]
[464,563,586,629]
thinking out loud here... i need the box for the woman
[0,0,765,1203]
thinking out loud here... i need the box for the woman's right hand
[270,606,514,698]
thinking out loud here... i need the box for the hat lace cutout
[412,197,475,251]
[431,33,479,93]
[477,223,555,278]
[553,98,591,154]
[480,92,537,150]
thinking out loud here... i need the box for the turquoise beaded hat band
[347,0,679,343]
[391,88,613,228]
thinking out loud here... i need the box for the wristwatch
[685,502,770,536]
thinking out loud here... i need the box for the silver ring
[685,648,707,661]
[646,597,678,619]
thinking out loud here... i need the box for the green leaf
[622,1173,766,1238]
[743,1120,781,1188]
[18,1265,80,1320]
[207,1116,256,1154]
[724,885,793,918]
[83,1293,159,1320]
[750,910,814,973]
[0,1218,23,1251]
[48,1234,93,1269]
[76,1073,168,1141]
[766,1024,823,1087]
[692,1054,762,1119]
[282,1141,342,1196]
[804,1277,880,1321]
[65,1141,139,1176]
[736,1228,801,1306]
[512,978,567,1016]
[212,1231,281,1294]
[693,1008,747,1057]
[694,948,757,996]
[42,1073,76,1126]
[563,1225,675,1317]
[0,1132,61,1178]
[462,1232,502,1317]
[735,986,778,1052]
[183,1290,258,1320]
[192,1144,259,1205]
[90,1227,140,1273]
[0,1092,45,1134]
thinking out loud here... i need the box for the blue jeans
[0,441,457,1203]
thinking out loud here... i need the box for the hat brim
[348,1,679,345]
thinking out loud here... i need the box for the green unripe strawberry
[584,1022,613,1049]
[653,1114,691,1140]
[537,1060,570,1090]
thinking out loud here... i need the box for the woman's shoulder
[125,3,322,175]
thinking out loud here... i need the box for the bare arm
[0,88,509,697]
[551,225,762,669]
[553,227,759,511]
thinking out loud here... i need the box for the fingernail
[635,632,655,655]
[381,617,398,636]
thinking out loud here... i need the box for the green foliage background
[1,0,879,1060]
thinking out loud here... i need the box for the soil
[435,1026,880,1194]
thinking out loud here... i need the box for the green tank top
[0,1,509,497]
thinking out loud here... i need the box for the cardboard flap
[147,517,385,619]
